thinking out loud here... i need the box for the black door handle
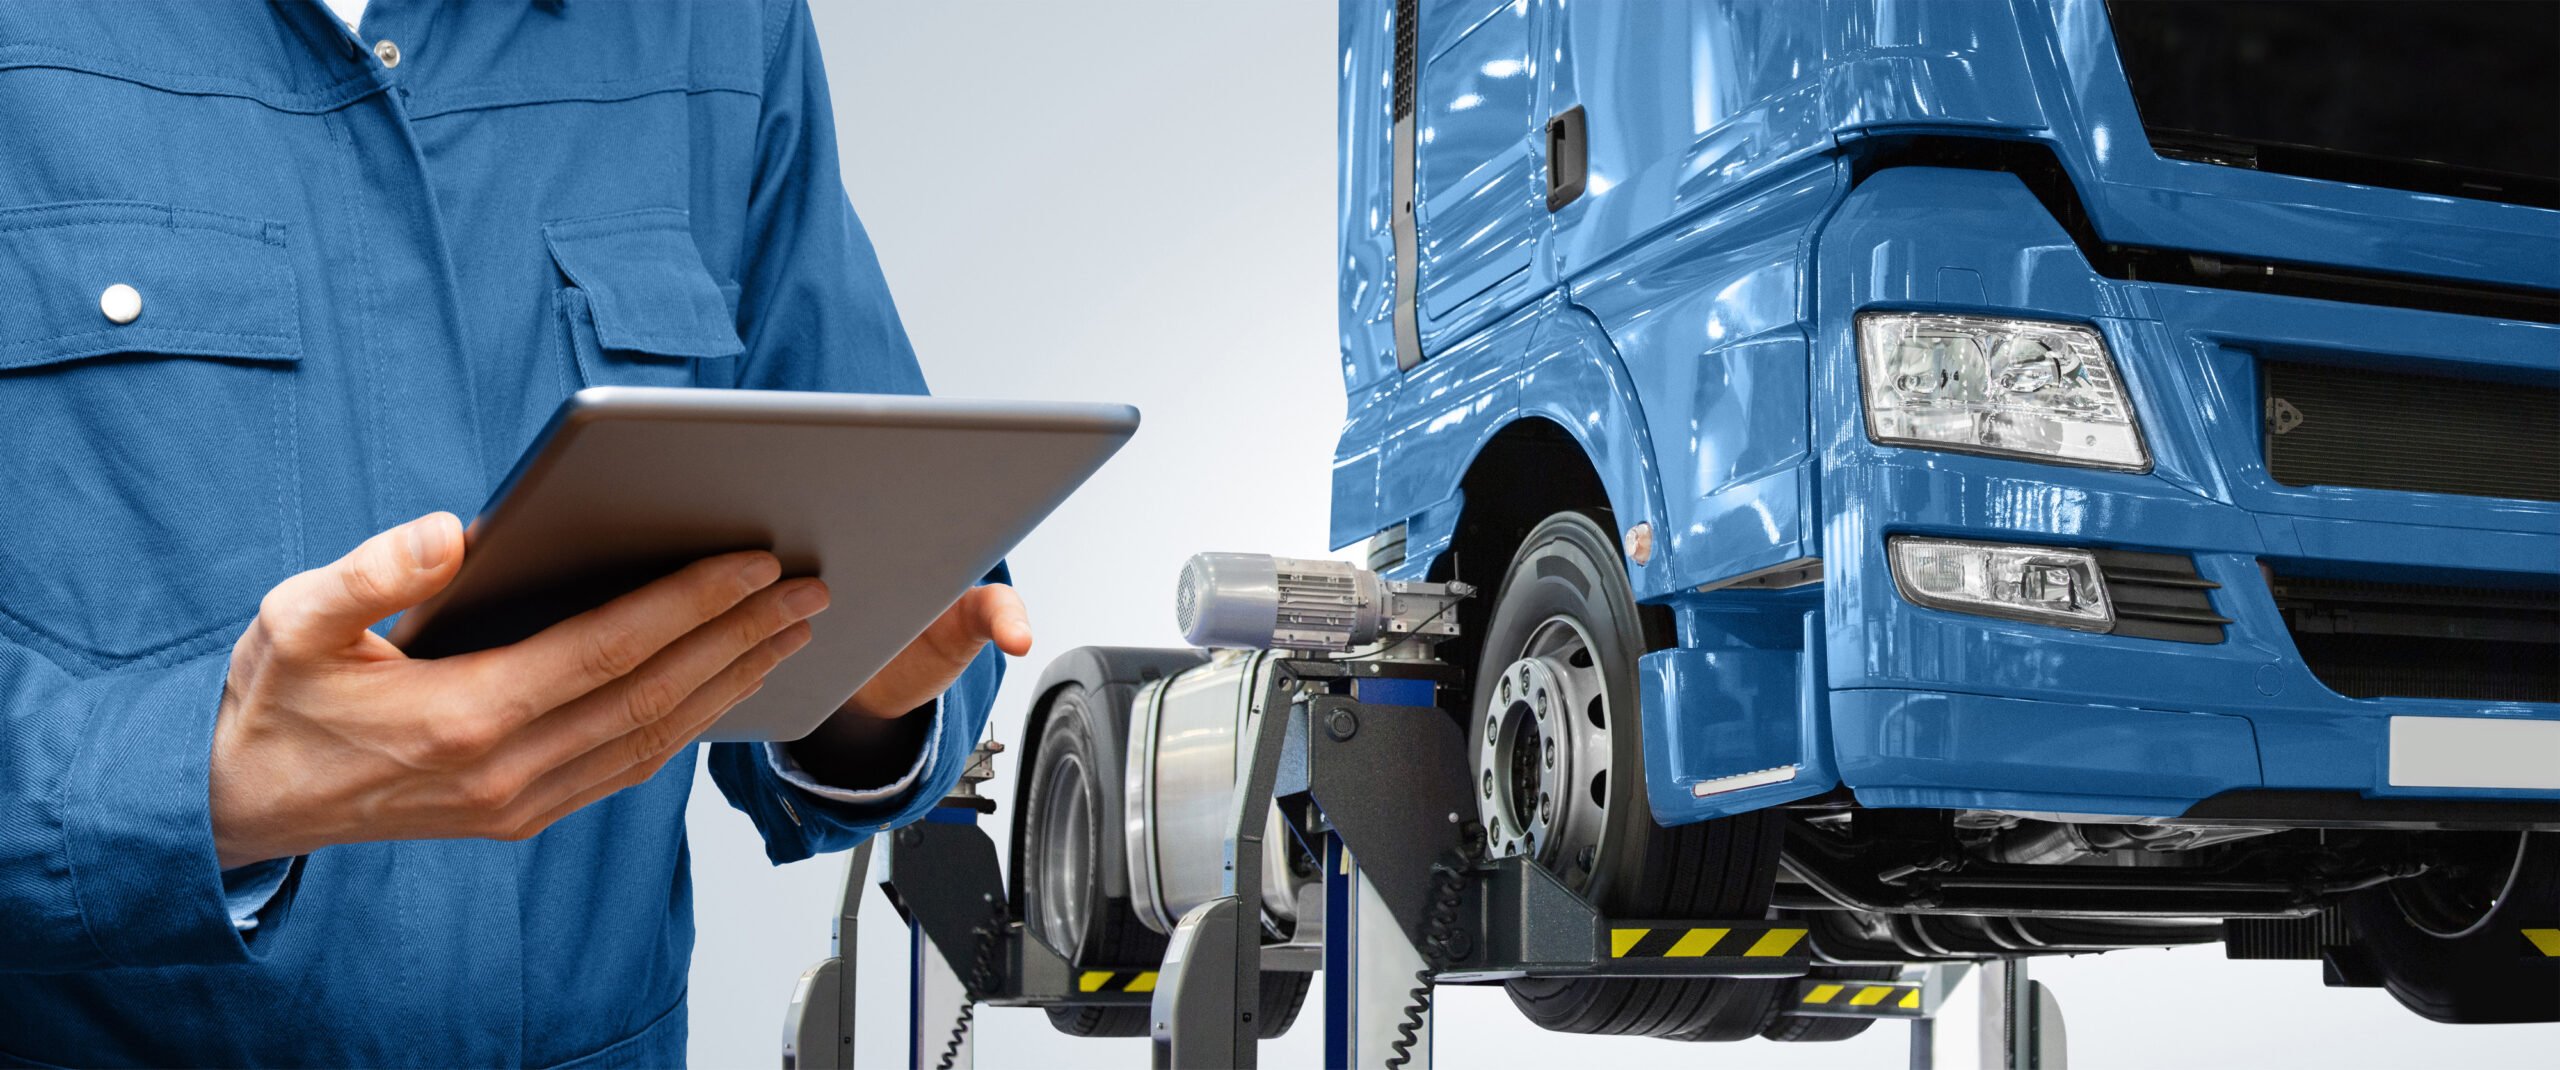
[1546,105,1588,212]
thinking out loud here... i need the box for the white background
[682,2,2558,1066]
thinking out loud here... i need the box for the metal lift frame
[796,655,2060,1069]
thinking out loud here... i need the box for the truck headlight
[1889,537,2113,631]
[1857,312,2148,471]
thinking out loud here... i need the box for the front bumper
[1826,456,2559,815]
[1821,294,2559,818]
[1731,162,2560,825]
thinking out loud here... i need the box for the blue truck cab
[1331,0,2559,1031]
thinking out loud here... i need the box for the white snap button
[99,283,142,325]
[373,39,401,68]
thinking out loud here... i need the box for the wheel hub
[1476,617,1613,890]
[1035,753,1091,956]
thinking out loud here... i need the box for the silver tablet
[386,386,1138,741]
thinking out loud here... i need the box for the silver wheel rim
[1477,615,1614,893]
[1036,752,1092,956]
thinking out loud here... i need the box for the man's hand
[845,584,1032,720]
[786,584,1031,788]
[209,513,830,869]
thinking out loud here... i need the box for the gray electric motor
[1174,552,1466,653]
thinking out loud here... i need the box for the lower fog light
[1889,537,2113,631]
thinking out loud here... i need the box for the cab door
[1412,0,1544,352]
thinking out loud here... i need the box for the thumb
[267,512,463,651]
[960,584,1034,658]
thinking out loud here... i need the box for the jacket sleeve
[706,0,1008,863]
[0,644,302,970]
[710,623,1005,864]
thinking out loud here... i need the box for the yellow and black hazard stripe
[1076,969,1159,993]
[1794,979,1924,1015]
[2524,928,2560,958]
[1607,923,1808,959]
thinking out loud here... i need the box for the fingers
[472,550,786,721]
[479,578,826,788]
[260,513,463,655]
[842,584,1031,719]
[961,584,1034,657]
[495,625,807,835]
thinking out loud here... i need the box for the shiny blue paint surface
[1415,0,1540,322]
[1338,0,2560,824]
[1816,167,2558,817]
[1638,602,1843,824]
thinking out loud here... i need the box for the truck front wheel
[1474,511,1788,1038]
[2343,830,2559,1023]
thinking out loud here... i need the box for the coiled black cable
[936,901,1005,1070]
[1385,826,1485,1070]
[933,1002,973,1070]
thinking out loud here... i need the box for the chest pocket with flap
[544,209,745,390]
[0,201,302,669]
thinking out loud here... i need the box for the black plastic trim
[2094,548,2228,644]
[1390,0,1424,372]
[2267,571,2560,703]
[2147,129,2559,212]
[2176,789,2560,831]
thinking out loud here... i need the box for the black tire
[1754,964,1899,1043]
[2343,830,2559,1024]
[1022,685,1168,1038]
[1482,512,1788,1039]
[1019,686,1321,1040]
[1255,971,1315,1039]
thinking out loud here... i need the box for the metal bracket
[1785,962,1973,1021]
[876,812,1137,1010]
[1980,957,2069,1069]
[1153,896,1245,1068]
[1294,694,1474,952]
[782,840,873,1070]
[1290,685,1815,984]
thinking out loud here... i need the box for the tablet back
[388,387,1137,741]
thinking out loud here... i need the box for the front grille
[2262,360,2560,502]
[2096,550,2228,644]
[2270,572,2560,702]
[1392,0,1417,121]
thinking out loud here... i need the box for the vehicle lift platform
[784,658,2066,1069]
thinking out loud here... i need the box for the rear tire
[2344,830,2559,1024]
[1022,686,1166,1038]
[1019,683,1318,1040]
[1477,512,1788,1039]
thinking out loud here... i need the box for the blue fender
[1366,293,1682,602]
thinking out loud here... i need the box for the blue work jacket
[0,2,1003,1065]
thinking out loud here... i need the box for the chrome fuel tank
[1122,649,1309,936]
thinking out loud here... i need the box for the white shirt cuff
[761,698,943,804]
[222,857,294,932]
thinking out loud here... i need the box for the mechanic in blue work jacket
[0,2,1028,1066]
